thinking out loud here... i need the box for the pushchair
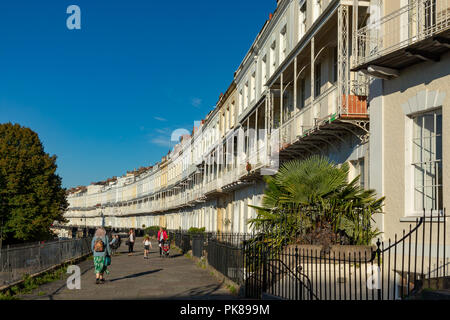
[161,240,170,257]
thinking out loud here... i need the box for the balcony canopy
[352,29,450,73]
[353,0,450,75]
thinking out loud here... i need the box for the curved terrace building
[65,0,378,234]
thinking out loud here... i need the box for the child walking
[143,235,153,259]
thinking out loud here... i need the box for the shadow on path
[157,283,238,300]
[18,238,240,300]
[108,269,163,283]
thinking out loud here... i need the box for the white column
[246,118,250,162]
[294,56,297,111]
[255,107,259,162]
[280,72,284,126]
[311,36,315,108]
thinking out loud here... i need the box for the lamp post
[81,215,86,238]
[0,218,3,263]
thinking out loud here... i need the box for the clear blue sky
[0,0,276,188]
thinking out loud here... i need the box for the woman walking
[127,229,135,256]
[143,235,153,259]
[91,227,112,284]
[157,227,168,257]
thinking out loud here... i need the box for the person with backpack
[157,227,168,257]
[91,227,112,284]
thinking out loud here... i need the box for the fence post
[376,239,382,300]
[60,241,63,264]
[6,245,10,282]
[262,246,267,296]
[38,241,41,269]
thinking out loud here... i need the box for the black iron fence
[167,231,249,256]
[0,237,92,287]
[168,231,194,254]
[206,233,249,285]
[166,230,248,284]
[244,210,449,300]
[161,211,448,300]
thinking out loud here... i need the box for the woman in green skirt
[91,227,112,284]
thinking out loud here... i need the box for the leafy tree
[249,155,384,248]
[0,123,68,244]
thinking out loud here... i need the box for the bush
[144,226,161,237]
[249,155,384,248]
[188,227,205,235]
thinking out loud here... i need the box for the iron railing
[0,237,92,287]
[167,230,197,254]
[244,209,449,300]
[207,234,249,285]
[356,0,450,67]
[167,230,249,285]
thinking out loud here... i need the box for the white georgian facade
[65,0,376,233]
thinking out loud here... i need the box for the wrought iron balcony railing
[355,0,450,68]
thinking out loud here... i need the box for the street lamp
[81,215,86,238]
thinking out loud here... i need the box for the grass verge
[0,253,92,300]
[0,263,70,300]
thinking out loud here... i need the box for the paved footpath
[18,238,239,300]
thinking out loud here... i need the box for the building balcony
[279,86,368,149]
[276,85,369,162]
[204,179,222,196]
[353,0,450,73]
[221,166,240,188]
[340,94,368,119]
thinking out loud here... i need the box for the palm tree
[249,155,384,248]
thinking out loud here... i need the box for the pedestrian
[116,234,122,248]
[157,227,168,257]
[143,235,153,259]
[110,234,117,246]
[91,227,112,284]
[127,229,135,255]
[110,234,119,255]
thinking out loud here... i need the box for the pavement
[18,238,240,300]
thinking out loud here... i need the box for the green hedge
[144,226,161,236]
[187,227,205,235]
